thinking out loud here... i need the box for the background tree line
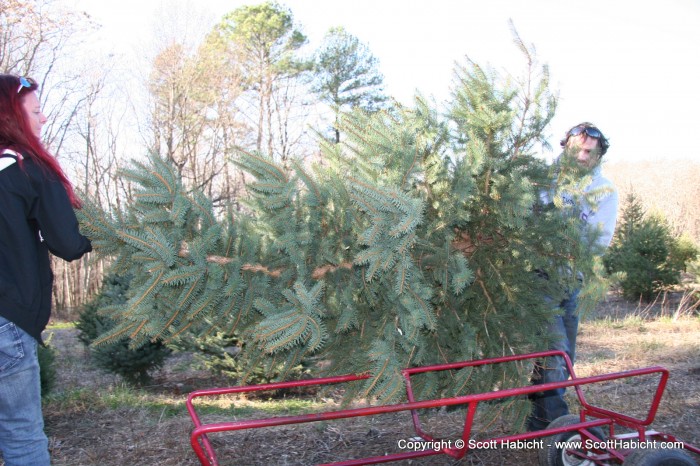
[2,0,698,315]
[2,0,390,313]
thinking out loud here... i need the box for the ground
[13,292,700,466]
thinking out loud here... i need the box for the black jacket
[0,151,92,342]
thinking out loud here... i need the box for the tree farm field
[27,292,700,466]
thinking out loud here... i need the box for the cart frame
[187,349,700,465]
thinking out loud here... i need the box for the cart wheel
[622,448,697,465]
[538,414,606,466]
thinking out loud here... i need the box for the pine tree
[604,193,691,301]
[78,43,608,406]
[613,191,646,243]
[312,26,388,143]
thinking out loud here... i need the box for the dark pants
[527,289,579,431]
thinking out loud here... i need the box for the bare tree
[147,34,250,209]
[2,0,107,314]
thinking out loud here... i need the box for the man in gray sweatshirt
[528,122,619,431]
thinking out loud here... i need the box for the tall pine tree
[78,42,608,407]
[312,26,388,143]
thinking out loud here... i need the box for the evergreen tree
[312,26,388,143]
[78,45,607,406]
[212,1,309,159]
[613,191,645,243]
[76,273,171,385]
[605,193,693,301]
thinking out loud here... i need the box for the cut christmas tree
[77,45,609,415]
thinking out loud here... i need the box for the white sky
[66,0,700,163]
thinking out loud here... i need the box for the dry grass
[27,293,700,466]
[573,292,700,455]
[604,160,700,243]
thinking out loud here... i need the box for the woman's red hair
[0,74,81,208]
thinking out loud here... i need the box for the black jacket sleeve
[25,160,92,261]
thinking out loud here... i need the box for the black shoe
[526,415,549,432]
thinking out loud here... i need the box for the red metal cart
[187,350,700,465]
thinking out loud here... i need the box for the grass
[46,386,186,418]
[47,321,77,330]
[188,395,332,418]
[45,380,331,421]
[575,302,700,377]
[586,314,647,331]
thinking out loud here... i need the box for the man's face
[567,134,600,169]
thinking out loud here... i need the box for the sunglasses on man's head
[568,126,602,140]
[17,76,34,94]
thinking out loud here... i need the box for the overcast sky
[67,0,700,163]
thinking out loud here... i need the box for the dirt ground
[25,293,700,465]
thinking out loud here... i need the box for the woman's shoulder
[10,152,49,178]
[0,149,23,174]
[0,155,18,172]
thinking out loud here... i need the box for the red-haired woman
[0,74,92,465]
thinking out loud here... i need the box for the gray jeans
[527,289,579,431]
[0,316,50,466]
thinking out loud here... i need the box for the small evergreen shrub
[605,193,696,301]
[687,257,700,302]
[669,233,699,273]
[38,339,57,396]
[76,274,171,385]
[173,332,310,385]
